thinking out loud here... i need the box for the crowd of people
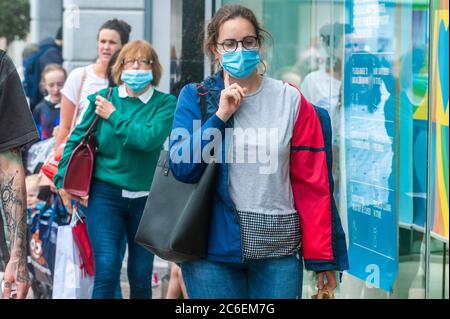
[0,4,348,299]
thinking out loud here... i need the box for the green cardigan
[54,86,177,192]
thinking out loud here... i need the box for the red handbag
[72,215,95,277]
[63,88,112,197]
[41,141,66,182]
[62,118,99,197]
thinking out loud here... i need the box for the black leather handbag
[135,85,217,263]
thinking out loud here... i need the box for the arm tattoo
[0,210,10,271]
[0,148,29,283]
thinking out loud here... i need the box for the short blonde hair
[112,40,163,86]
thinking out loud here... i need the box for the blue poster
[344,0,398,292]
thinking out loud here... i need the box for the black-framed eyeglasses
[216,36,259,53]
[122,58,153,67]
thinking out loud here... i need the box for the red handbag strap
[80,87,113,145]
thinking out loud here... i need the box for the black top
[0,50,39,153]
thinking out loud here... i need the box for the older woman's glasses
[217,36,259,53]
[122,58,153,67]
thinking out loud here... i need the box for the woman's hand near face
[216,72,247,122]
[95,94,116,120]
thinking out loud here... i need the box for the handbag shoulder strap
[196,83,208,122]
[195,83,220,165]
[69,67,88,131]
[81,87,113,144]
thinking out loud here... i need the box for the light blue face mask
[221,49,260,79]
[121,70,153,93]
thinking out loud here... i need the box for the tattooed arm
[0,205,9,272]
[0,204,10,272]
[0,148,30,299]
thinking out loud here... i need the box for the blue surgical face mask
[121,70,153,93]
[221,49,260,79]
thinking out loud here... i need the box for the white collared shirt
[122,190,149,199]
[118,84,154,104]
[117,84,153,199]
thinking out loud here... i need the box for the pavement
[13,252,171,299]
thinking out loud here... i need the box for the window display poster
[344,0,398,292]
[430,1,449,240]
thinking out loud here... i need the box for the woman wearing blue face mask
[169,5,349,299]
[55,40,177,299]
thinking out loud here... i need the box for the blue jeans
[85,181,154,299]
[181,255,303,299]
[78,204,125,299]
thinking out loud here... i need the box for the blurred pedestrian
[33,64,67,140]
[23,27,63,110]
[40,27,64,69]
[56,19,132,148]
[301,23,346,197]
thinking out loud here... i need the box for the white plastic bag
[52,214,93,299]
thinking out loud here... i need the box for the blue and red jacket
[169,72,349,272]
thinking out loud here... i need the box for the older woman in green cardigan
[55,40,176,299]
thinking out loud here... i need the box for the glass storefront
[167,0,448,298]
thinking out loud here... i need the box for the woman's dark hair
[56,26,63,41]
[107,50,121,87]
[204,5,271,66]
[98,19,132,46]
